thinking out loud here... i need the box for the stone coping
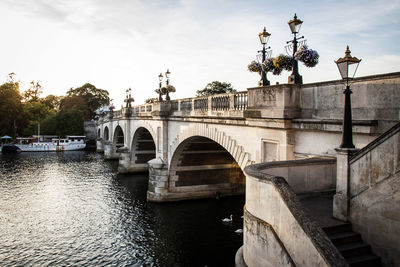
[293,118,378,126]
[244,158,347,267]
[350,121,400,163]
[248,72,400,91]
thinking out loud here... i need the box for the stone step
[347,254,382,267]
[323,223,352,235]
[337,241,372,258]
[327,231,361,246]
[323,223,382,267]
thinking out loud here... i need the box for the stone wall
[348,122,400,267]
[260,158,336,194]
[242,159,347,267]
[300,72,400,132]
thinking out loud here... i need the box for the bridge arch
[130,121,157,147]
[97,128,101,139]
[130,127,156,169]
[104,126,109,141]
[113,125,124,148]
[169,124,254,170]
[168,136,246,194]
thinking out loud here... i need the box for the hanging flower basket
[166,85,176,92]
[262,55,293,75]
[295,45,319,68]
[263,58,275,73]
[248,61,262,74]
[274,54,293,71]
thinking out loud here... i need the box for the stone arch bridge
[96,73,400,202]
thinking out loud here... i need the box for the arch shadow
[104,126,109,141]
[168,136,245,198]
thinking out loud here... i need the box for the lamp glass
[337,61,349,80]
[288,14,303,34]
[258,27,271,45]
[335,46,361,80]
[289,22,302,34]
[165,69,171,79]
[158,73,163,82]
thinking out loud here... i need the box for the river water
[0,151,244,267]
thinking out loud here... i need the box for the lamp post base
[288,74,303,85]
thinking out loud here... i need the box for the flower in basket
[275,54,293,71]
[248,60,262,73]
[263,58,275,73]
[166,85,176,92]
[295,45,319,68]
[271,58,283,75]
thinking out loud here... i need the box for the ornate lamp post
[124,88,134,108]
[109,100,115,118]
[287,13,304,84]
[335,46,361,148]
[258,27,271,86]
[157,73,163,101]
[165,69,171,100]
[124,88,134,116]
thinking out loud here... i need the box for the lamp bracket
[284,40,307,56]
[298,39,307,46]
[257,46,271,53]
[285,44,292,55]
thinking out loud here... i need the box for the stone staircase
[323,223,382,267]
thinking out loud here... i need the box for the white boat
[15,136,86,152]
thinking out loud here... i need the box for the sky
[0,0,399,107]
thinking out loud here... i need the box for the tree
[22,101,55,136]
[196,81,236,96]
[67,83,110,119]
[56,107,84,136]
[23,81,43,102]
[41,94,62,111]
[0,81,23,137]
[40,108,84,137]
[60,95,90,120]
[40,114,58,135]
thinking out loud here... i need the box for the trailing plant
[263,58,275,73]
[295,45,319,67]
[247,61,262,74]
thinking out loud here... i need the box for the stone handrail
[342,123,399,266]
[347,121,399,201]
[350,122,400,164]
[244,158,347,267]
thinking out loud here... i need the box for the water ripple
[0,151,243,266]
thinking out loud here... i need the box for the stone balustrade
[241,158,346,267]
[97,91,248,121]
[334,122,400,267]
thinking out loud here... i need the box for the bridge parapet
[159,91,248,118]
[245,84,301,119]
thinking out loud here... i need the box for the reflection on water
[0,151,244,266]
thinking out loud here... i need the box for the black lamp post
[335,46,361,148]
[157,73,163,101]
[165,69,171,100]
[258,27,271,86]
[287,13,304,84]
[109,100,115,118]
[124,88,134,108]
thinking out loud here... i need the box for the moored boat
[14,136,86,152]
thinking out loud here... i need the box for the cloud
[0,0,399,106]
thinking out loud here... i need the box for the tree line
[0,73,110,138]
